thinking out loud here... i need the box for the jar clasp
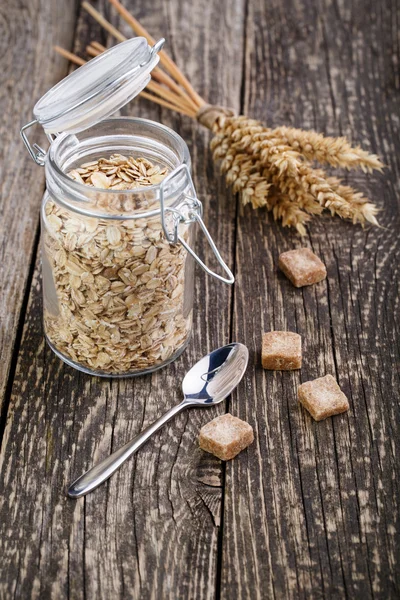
[20,119,50,166]
[159,164,234,285]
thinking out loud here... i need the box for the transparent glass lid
[33,38,163,135]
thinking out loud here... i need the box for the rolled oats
[43,154,192,375]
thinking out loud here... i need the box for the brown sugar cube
[279,248,327,287]
[262,331,302,370]
[298,374,349,421]
[199,413,254,461]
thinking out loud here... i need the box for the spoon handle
[67,400,188,498]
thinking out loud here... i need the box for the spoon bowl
[182,343,248,404]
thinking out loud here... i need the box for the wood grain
[0,0,244,598]
[0,0,78,415]
[0,0,399,598]
[222,0,400,598]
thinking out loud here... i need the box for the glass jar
[21,38,233,377]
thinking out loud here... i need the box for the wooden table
[1,0,399,598]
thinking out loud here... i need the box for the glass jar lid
[33,37,163,135]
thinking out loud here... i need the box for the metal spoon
[67,343,249,498]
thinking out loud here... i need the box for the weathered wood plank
[0,0,78,416]
[0,0,245,598]
[222,0,400,598]
[2,0,399,598]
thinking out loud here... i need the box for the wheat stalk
[53,0,384,235]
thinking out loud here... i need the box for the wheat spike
[272,126,384,172]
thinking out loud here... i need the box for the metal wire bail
[141,38,165,66]
[159,164,235,285]
[20,120,47,166]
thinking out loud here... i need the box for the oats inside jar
[42,154,193,375]
[68,154,169,190]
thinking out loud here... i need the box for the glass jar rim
[45,117,191,219]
